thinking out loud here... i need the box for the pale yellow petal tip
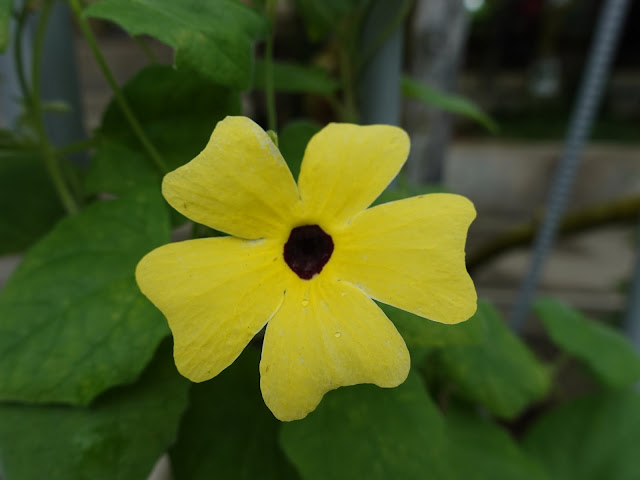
[173,348,221,384]
[261,350,411,422]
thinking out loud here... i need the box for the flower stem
[338,37,359,123]
[67,0,169,175]
[31,0,79,214]
[56,137,97,156]
[264,0,277,132]
[133,35,159,64]
[13,5,31,103]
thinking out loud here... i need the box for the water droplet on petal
[302,299,309,307]
[334,332,341,338]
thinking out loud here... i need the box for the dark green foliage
[432,301,551,419]
[84,0,266,89]
[0,152,65,254]
[0,341,190,480]
[170,350,299,480]
[535,298,640,388]
[280,371,451,480]
[0,188,170,405]
[524,391,640,480]
[85,65,241,196]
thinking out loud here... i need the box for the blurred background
[0,1,638,478]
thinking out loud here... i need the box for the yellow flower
[136,116,476,421]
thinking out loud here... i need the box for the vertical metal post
[41,1,86,150]
[625,217,640,352]
[0,1,85,151]
[0,0,31,128]
[405,0,469,184]
[509,0,632,331]
[358,0,404,126]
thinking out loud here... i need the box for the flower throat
[283,225,334,280]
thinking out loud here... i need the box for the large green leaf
[0,187,170,405]
[84,0,266,89]
[85,65,241,195]
[0,341,190,480]
[534,298,640,388]
[280,370,451,480]
[445,407,548,480]
[277,119,321,180]
[0,0,12,52]
[170,349,298,480]
[523,391,640,480]
[379,303,484,349]
[432,301,551,419]
[402,76,498,132]
[254,59,339,94]
[0,152,65,254]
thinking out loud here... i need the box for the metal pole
[358,0,404,126]
[625,217,640,351]
[509,0,631,331]
[0,1,86,152]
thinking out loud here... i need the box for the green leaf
[433,301,551,419]
[0,340,190,480]
[278,120,321,180]
[0,0,12,52]
[523,391,640,480]
[445,407,549,480]
[293,0,365,41]
[534,298,640,388]
[85,65,240,195]
[0,187,170,405]
[280,370,451,480]
[84,0,266,89]
[254,59,340,94]
[402,76,498,133]
[0,152,65,254]
[170,349,298,480]
[379,302,484,349]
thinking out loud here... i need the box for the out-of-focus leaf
[85,65,240,196]
[523,391,640,480]
[170,350,298,480]
[278,120,321,180]
[402,76,498,132]
[379,302,484,349]
[0,187,170,405]
[0,0,11,52]
[534,298,640,388]
[0,341,190,480]
[84,0,266,88]
[432,301,551,419]
[254,59,339,94]
[446,407,549,480]
[293,0,365,41]
[0,152,65,254]
[280,370,451,480]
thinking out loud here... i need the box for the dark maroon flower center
[283,225,334,280]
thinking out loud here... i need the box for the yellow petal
[163,116,301,239]
[330,193,477,324]
[260,278,410,421]
[136,237,286,382]
[297,123,409,227]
